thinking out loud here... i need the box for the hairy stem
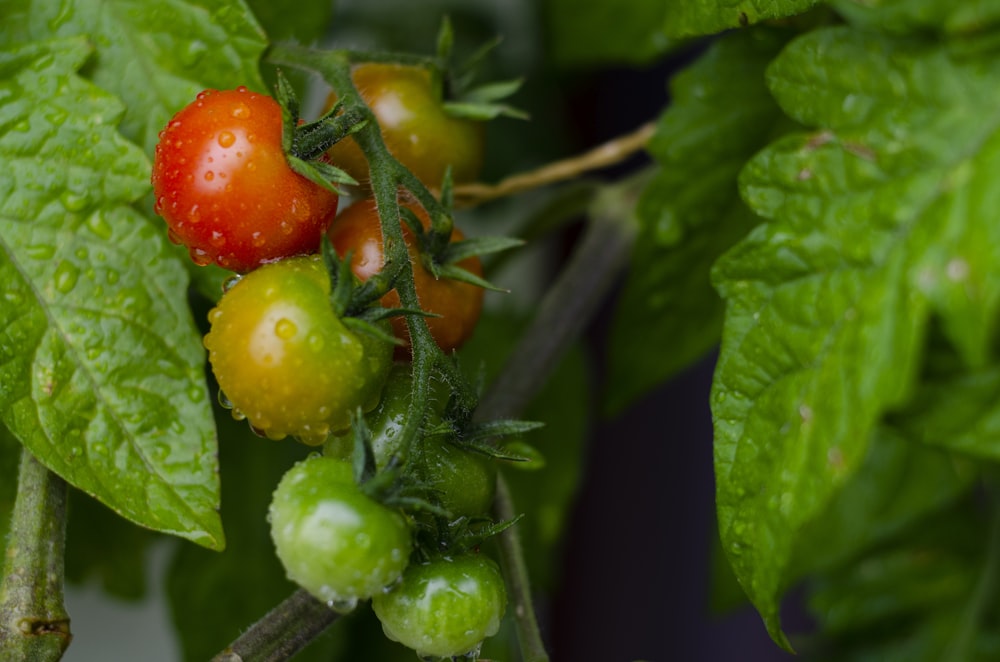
[210,589,340,662]
[0,448,71,661]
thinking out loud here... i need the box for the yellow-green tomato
[372,553,507,659]
[269,456,412,609]
[204,255,392,445]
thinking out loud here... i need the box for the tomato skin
[152,87,339,273]
[325,63,485,188]
[204,256,392,445]
[372,553,507,658]
[328,199,484,354]
[269,456,412,606]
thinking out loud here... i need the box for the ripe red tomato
[152,87,339,273]
[324,63,485,188]
[327,199,484,354]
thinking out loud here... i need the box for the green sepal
[461,79,525,104]
[342,316,404,347]
[443,100,529,121]
[275,69,300,155]
[446,515,525,555]
[440,236,525,265]
[322,240,355,317]
[349,408,378,485]
[435,263,509,292]
[286,154,346,195]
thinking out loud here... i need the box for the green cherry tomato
[372,553,507,659]
[326,364,497,518]
[204,255,392,445]
[269,455,412,608]
[325,63,485,189]
[152,87,339,272]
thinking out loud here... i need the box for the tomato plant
[7,1,1000,662]
[371,553,506,659]
[269,455,411,609]
[204,255,392,445]
[152,87,339,273]
[324,62,485,189]
[327,198,484,354]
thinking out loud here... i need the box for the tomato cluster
[153,70,502,658]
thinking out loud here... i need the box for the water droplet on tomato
[232,103,251,119]
[274,318,297,339]
[190,247,213,266]
[218,390,233,409]
[209,231,226,248]
[188,204,201,223]
[231,407,247,421]
[221,274,242,292]
[328,597,358,614]
[204,170,215,181]
[217,131,236,148]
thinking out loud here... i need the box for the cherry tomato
[328,199,484,354]
[325,63,485,188]
[372,552,507,658]
[325,363,497,518]
[204,256,392,445]
[152,87,339,272]
[269,455,412,609]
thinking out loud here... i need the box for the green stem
[210,589,339,662]
[0,448,71,661]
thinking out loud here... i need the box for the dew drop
[60,190,88,212]
[222,274,242,292]
[209,231,226,248]
[327,597,358,614]
[217,131,236,148]
[190,247,213,266]
[231,103,251,119]
[86,212,114,239]
[25,244,55,260]
[307,333,325,352]
[274,318,297,339]
[231,408,247,421]
[218,390,234,409]
[181,39,207,66]
[204,170,215,182]
[53,261,79,293]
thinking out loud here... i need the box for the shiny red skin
[152,87,338,273]
[327,199,484,354]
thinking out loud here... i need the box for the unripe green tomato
[326,364,497,518]
[372,553,507,659]
[204,255,393,445]
[268,455,412,609]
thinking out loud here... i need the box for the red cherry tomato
[152,87,338,273]
[327,199,484,354]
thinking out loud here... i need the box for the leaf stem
[210,589,339,662]
[0,448,71,661]
[453,122,656,208]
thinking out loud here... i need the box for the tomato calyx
[274,71,367,195]
[433,17,528,123]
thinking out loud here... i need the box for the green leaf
[832,0,1000,37]
[545,0,674,66]
[166,407,344,661]
[665,0,823,37]
[0,39,222,549]
[605,28,792,415]
[0,0,267,157]
[789,427,975,579]
[806,501,1000,660]
[713,25,1000,645]
[889,364,1000,461]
